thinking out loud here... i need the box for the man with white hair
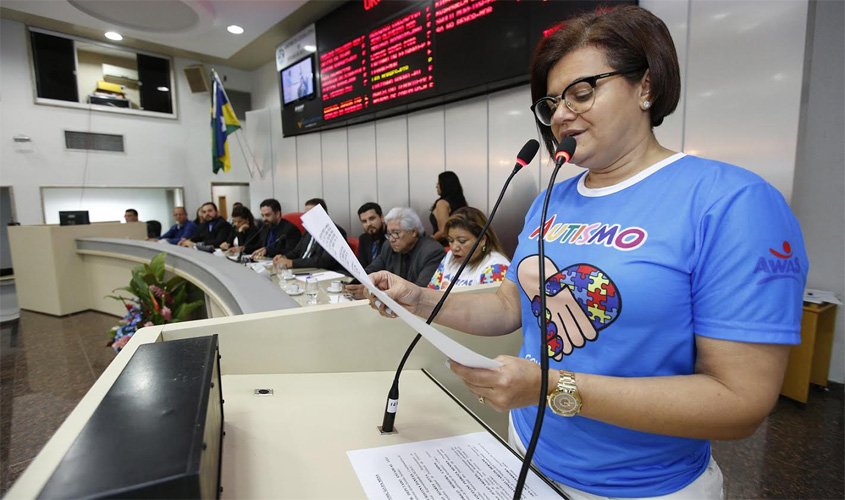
[345,207,444,299]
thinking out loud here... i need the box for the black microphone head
[515,139,540,170]
[554,135,577,166]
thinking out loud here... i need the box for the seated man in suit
[356,202,386,269]
[179,202,233,249]
[273,198,347,273]
[344,207,445,299]
[150,206,198,244]
[250,199,301,259]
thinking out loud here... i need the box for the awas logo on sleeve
[754,241,802,285]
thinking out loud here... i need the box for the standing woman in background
[365,5,807,499]
[430,171,467,244]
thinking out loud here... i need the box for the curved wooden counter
[76,237,299,317]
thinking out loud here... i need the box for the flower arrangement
[107,252,204,351]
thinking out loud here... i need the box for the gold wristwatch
[547,370,582,417]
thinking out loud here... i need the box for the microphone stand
[512,136,576,500]
[237,224,262,264]
[379,140,539,434]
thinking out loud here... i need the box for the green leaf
[112,286,137,297]
[165,276,185,290]
[175,300,204,321]
[132,275,148,297]
[150,252,167,281]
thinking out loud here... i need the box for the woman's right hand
[367,271,424,317]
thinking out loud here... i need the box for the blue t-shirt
[505,154,807,497]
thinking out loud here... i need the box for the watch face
[549,392,580,416]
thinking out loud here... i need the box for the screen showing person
[282,57,315,105]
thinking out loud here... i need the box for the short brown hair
[444,207,505,267]
[530,6,680,154]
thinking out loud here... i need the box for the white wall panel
[272,108,299,213]
[684,0,808,201]
[320,128,351,234]
[408,107,445,234]
[444,97,488,212]
[347,123,378,218]
[295,132,323,210]
[642,0,689,153]
[487,87,542,257]
[375,116,410,213]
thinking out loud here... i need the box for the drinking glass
[305,276,319,304]
[273,259,287,276]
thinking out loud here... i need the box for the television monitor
[281,56,315,105]
[59,210,90,226]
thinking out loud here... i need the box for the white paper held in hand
[301,206,502,369]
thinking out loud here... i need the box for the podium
[7,285,545,499]
[6,222,145,316]
[780,303,838,404]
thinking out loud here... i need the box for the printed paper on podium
[301,206,502,369]
[348,432,563,499]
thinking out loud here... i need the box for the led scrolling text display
[320,0,497,121]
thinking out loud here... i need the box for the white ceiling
[1,0,309,60]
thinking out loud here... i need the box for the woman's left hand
[448,356,553,412]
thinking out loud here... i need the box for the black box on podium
[39,335,224,499]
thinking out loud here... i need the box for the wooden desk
[6,222,145,316]
[780,303,837,404]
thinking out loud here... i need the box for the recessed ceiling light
[227,25,244,35]
[303,44,317,53]
[104,31,123,41]
[157,86,170,92]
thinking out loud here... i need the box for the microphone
[512,135,576,500]
[379,139,540,434]
[236,224,264,263]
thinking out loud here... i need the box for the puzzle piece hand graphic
[519,256,598,359]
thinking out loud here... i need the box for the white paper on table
[296,270,346,282]
[347,431,562,500]
[804,288,843,305]
[301,206,502,369]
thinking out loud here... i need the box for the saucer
[286,286,304,296]
[327,286,343,293]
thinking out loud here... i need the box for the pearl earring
[643,101,651,109]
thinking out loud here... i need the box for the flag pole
[210,69,265,179]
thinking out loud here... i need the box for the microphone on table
[379,139,541,434]
[512,135,576,500]
[239,221,292,264]
[236,225,265,263]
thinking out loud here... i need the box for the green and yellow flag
[211,74,241,173]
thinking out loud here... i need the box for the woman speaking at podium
[367,5,807,499]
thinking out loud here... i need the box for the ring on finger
[478,396,485,404]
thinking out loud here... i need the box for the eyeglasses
[531,68,646,126]
[386,230,407,240]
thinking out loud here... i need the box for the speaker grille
[184,64,209,93]
[65,131,125,152]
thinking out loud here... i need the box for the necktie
[371,241,378,261]
[266,227,276,251]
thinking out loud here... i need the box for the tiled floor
[1,310,843,498]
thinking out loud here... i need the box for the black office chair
[146,220,162,238]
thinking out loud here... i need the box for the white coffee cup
[328,280,342,292]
